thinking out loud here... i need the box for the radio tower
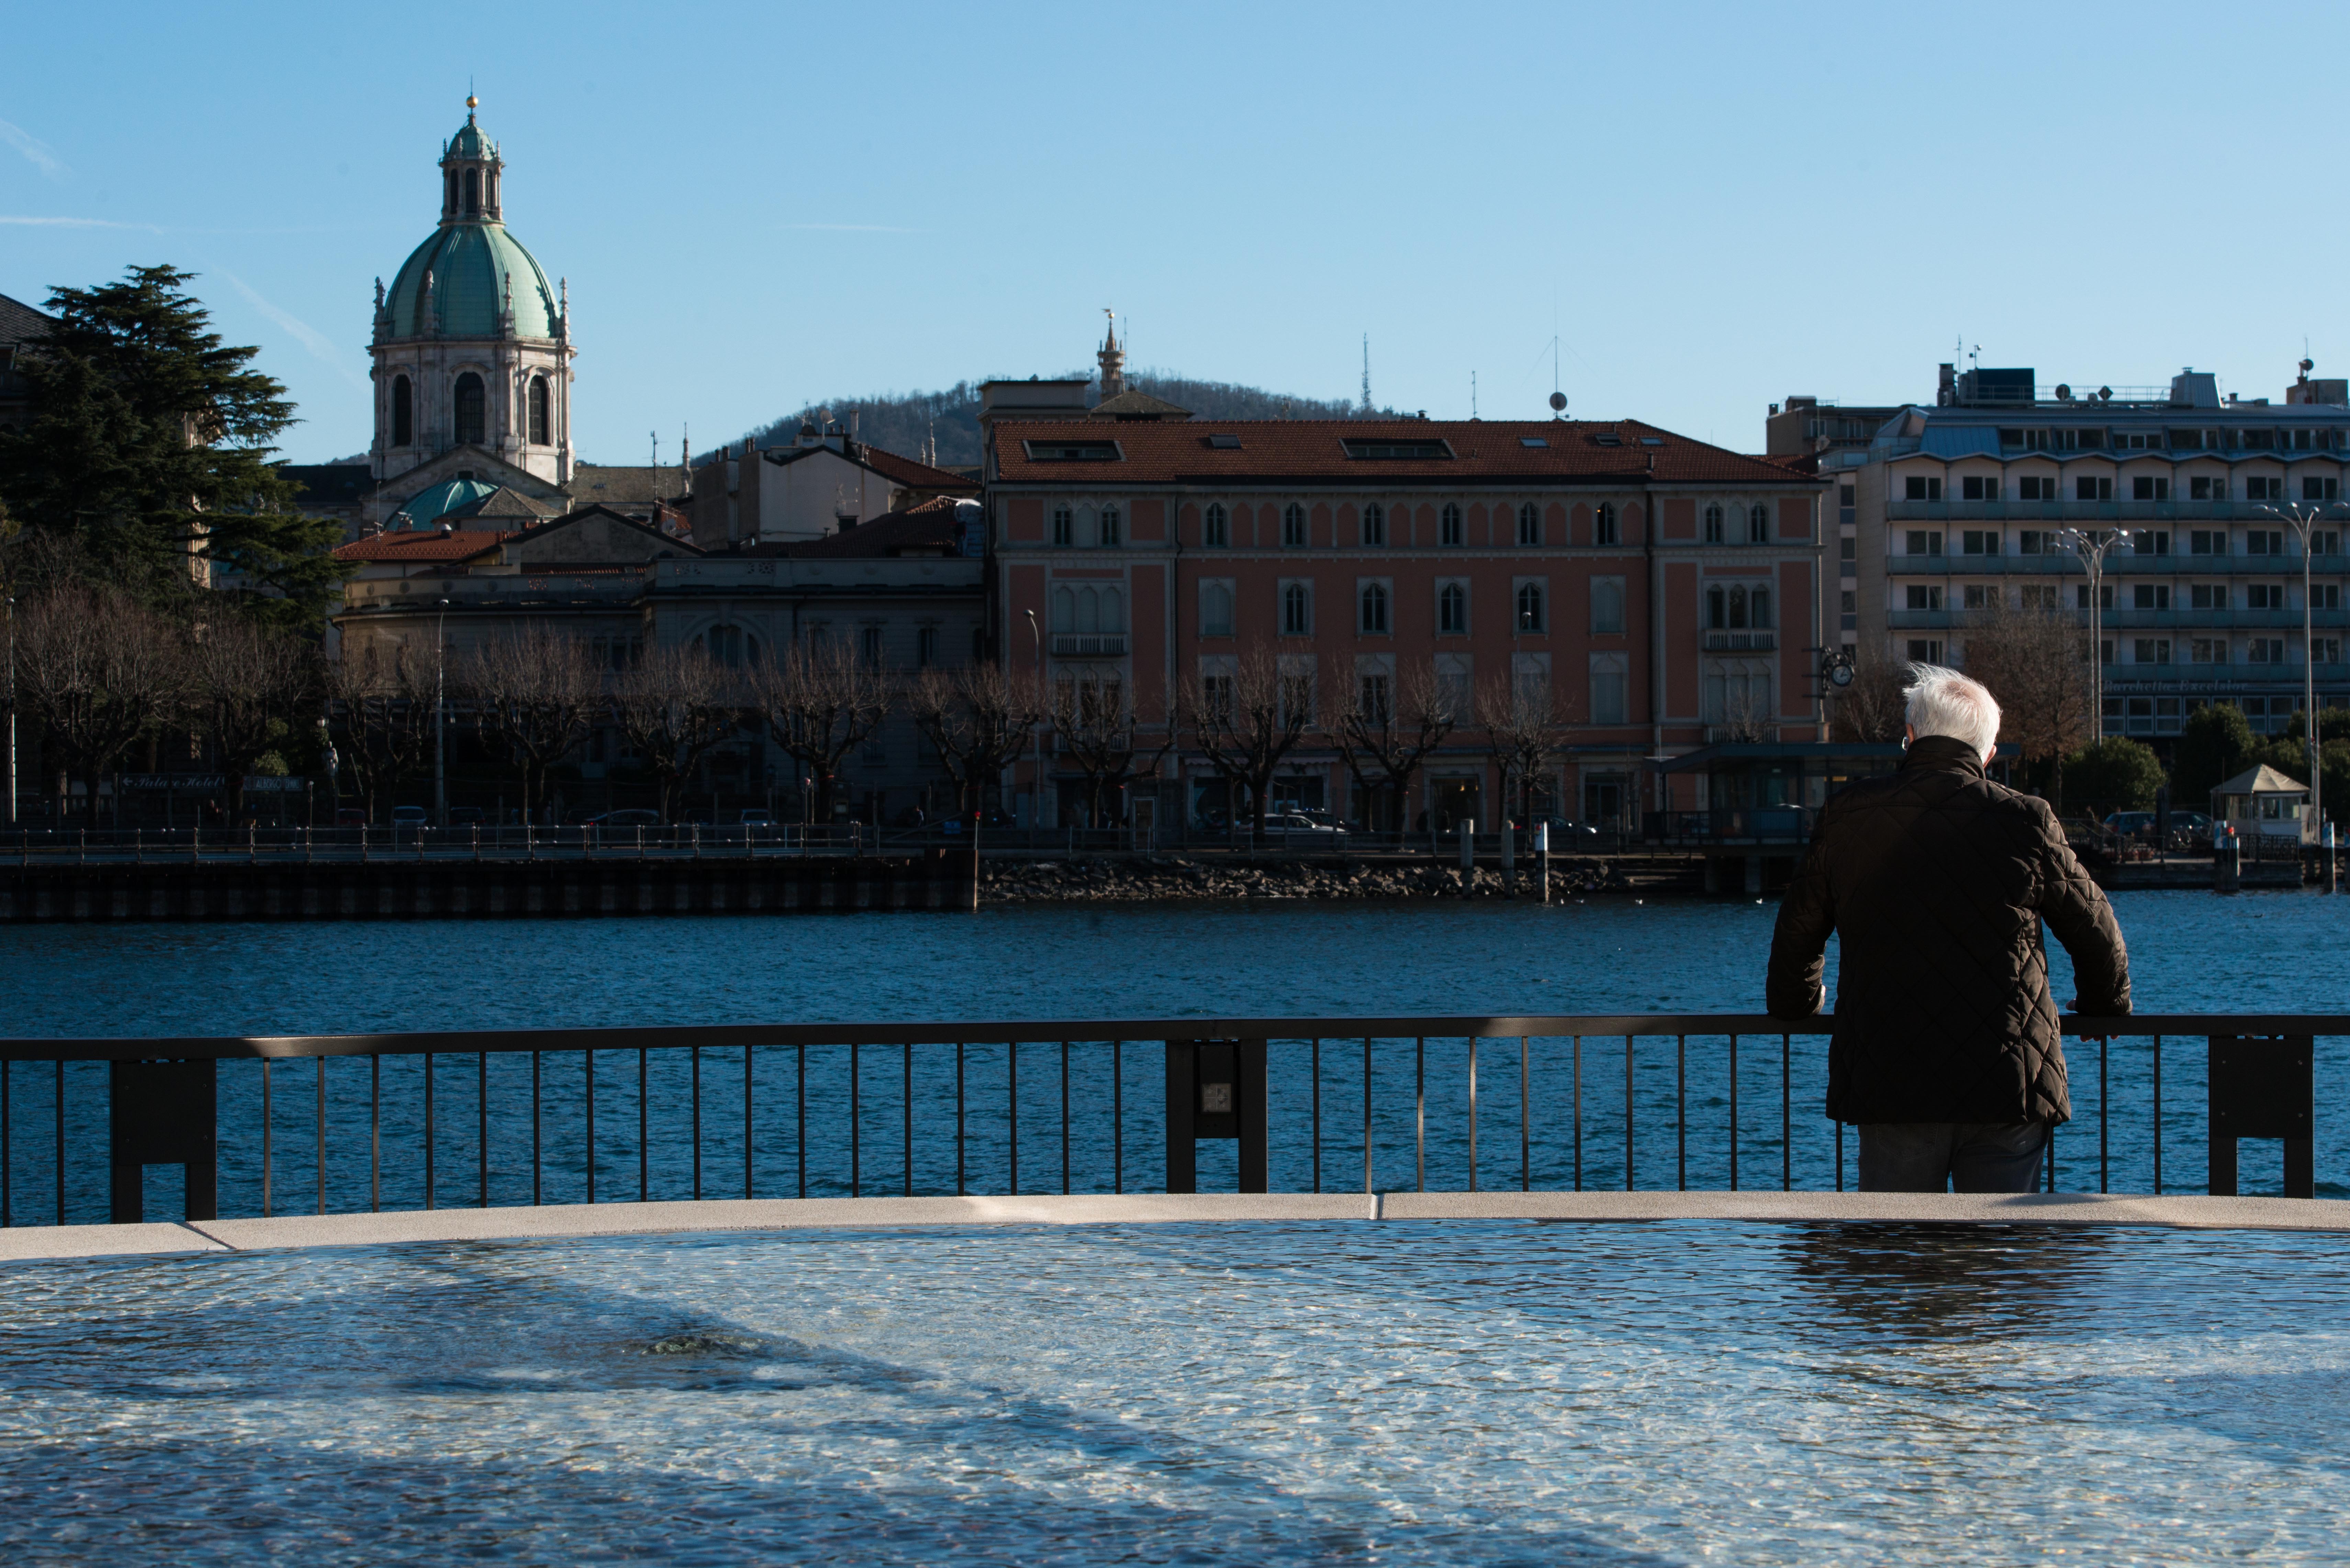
[1359,335,1374,415]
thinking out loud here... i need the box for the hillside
[719,371,1395,468]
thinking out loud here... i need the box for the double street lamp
[2055,525,2135,744]
[2256,501,2347,834]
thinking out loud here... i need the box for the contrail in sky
[0,119,69,180]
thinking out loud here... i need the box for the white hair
[1903,664,2001,756]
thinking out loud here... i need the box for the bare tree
[462,628,603,821]
[11,585,184,822]
[188,614,313,823]
[1050,671,1175,827]
[325,640,435,824]
[1962,600,2095,811]
[745,641,892,823]
[1321,656,1452,832]
[1180,645,1313,838]
[906,662,1045,816]
[1828,653,1911,743]
[611,642,737,821]
[1715,686,1778,745]
[1474,668,1573,829]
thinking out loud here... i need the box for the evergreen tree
[0,265,345,630]
[2170,701,2257,809]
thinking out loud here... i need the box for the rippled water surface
[3,1219,2347,1564]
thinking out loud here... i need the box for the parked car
[335,808,369,827]
[586,809,663,829]
[390,806,427,830]
[1269,811,1348,842]
[738,809,774,826]
[446,806,485,827]
[1530,816,1604,845]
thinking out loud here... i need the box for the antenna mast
[1360,335,1373,415]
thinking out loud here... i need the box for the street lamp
[2055,526,2136,746]
[5,594,15,828]
[2257,500,2348,833]
[434,597,450,827]
[1023,607,1042,833]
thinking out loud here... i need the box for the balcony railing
[2,1012,2335,1227]
[1888,499,2350,525]
[1702,630,1778,651]
[1051,633,1128,657]
[1891,553,2327,574]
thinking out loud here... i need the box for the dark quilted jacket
[1766,735,2130,1126]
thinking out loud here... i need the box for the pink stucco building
[985,412,1829,834]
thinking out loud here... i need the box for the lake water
[3,1219,2347,1564]
[2,889,2347,1217]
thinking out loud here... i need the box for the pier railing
[0,1015,2334,1227]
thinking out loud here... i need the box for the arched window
[1748,502,1771,543]
[527,376,549,445]
[1518,501,1541,546]
[1362,501,1386,547]
[1703,503,1724,543]
[704,624,744,667]
[1593,502,1618,545]
[463,168,480,215]
[1202,503,1229,547]
[1099,504,1121,547]
[390,375,412,447]
[1439,582,1468,634]
[1440,503,1464,546]
[1728,586,1749,629]
[1051,586,1076,633]
[1751,587,1772,628]
[453,372,485,446]
[1051,506,1073,546]
[446,171,459,214]
[1283,582,1312,635]
[1517,582,1546,632]
[1200,581,1233,636]
[1077,588,1100,634]
[1283,502,1308,547]
[1103,586,1125,631]
[1360,581,1390,634]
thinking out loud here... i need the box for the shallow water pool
[3,1219,2347,1563]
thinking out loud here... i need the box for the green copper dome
[395,222,564,338]
[385,221,557,340]
[394,477,500,528]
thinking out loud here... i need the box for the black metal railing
[0,1014,2337,1227]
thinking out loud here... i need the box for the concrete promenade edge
[3,1190,2349,1264]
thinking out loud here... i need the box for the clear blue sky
[4,2,2342,466]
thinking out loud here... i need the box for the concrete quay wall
[0,856,968,923]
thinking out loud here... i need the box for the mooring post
[1458,819,1475,888]
[1537,821,1551,904]
[1165,1038,1266,1193]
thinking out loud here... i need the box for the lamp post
[5,593,15,827]
[434,597,450,827]
[1024,607,1043,835]
[2257,500,2347,835]
[2056,526,2134,748]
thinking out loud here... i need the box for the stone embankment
[983,855,1635,903]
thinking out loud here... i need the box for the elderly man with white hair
[1767,665,2130,1193]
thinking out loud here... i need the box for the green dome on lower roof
[395,477,500,527]
[385,222,558,340]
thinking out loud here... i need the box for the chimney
[1937,363,1956,407]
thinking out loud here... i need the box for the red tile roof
[333,529,515,563]
[729,495,971,559]
[991,419,1823,488]
[854,445,981,493]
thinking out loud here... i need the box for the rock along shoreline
[982,855,1645,904]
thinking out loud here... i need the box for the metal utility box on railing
[2208,1034,2314,1198]
[109,1059,217,1222]
[1165,1039,1266,1193]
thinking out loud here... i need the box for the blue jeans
[1857,1122,2048,1193]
